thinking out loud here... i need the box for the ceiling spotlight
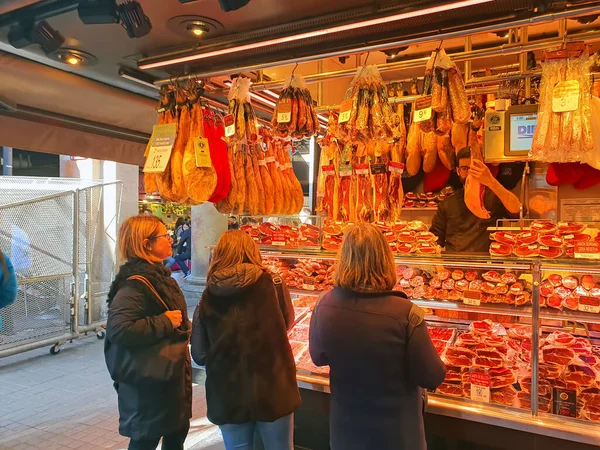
[7,20,34,49]
[383,46,409,58]
[51,49,97,67]
[78,0,119,24]
[187,22,209,37]
[10,20,66,53]
[117,1,152,38]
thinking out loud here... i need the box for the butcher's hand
[165,310,183,328]
[469,160,495,187]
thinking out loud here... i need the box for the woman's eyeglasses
[149,233,172,241]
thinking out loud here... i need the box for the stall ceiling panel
[0,51,156,134]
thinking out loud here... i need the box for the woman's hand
[165,310,183,328]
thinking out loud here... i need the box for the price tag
[463,290,482,306]
[579,296,600,314]
[553,388,577,417]
[143,124,177,173]
[302,278,315,291]
[553,80,580,113]
[470,371,491,403]
[277,102,292,123]
[338,99,353,124]
[574,242,600,260]
[321,164,336,176]
[413,96,433,123]
[354,163,369,175]
[224,114,235,137]
[389,161,405,174]
[370,163,387,175]
[194,137,212,168]
[272,233,286,247]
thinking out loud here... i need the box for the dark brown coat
[191,265,300,425]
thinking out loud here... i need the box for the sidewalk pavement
[0,309,224,450]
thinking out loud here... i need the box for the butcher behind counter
[430,147,522,253]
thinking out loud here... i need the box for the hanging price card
[579,296,600,314]
[143,123,177,173]
[223,114,235,137]
[338,99,353,124]
[194,137,212,168]
[463,290,482,306]
[413,96,433,123]
[277,102,292,123]
[552,80,580,113]
[470,371,491,403]
[574,241,600,260]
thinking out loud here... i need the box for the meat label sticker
[574,241,600,259]
[223,114,235,137]
[370,163,387,175]
[321,164,336,176]
[463,290,482,306]
[413,96,433,123]
[271,233,286,247]
[338,99,353,124]
[388,161,405,174]
[277,102,292,124]
[553,388,577,417]
[470,371,491,403]
[579,296,600,314]
[353,163,369,175]
[302,278,315,291]
[552,80,580,113]
[143,123,177,173]
[193,137,212,168]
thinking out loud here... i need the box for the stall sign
[574,242,600,260]
[413,96,433,123]
[277,103,292,124]
[338,99,353,124]
[271,233,286,247]
[553,388,577,418]
[579,296,600,314]
[463,290,482,306]
[224,114,235,137]
[143,123,177,173]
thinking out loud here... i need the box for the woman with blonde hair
[191,230,300,450]
[309,223,446,450]
[104,215,192,450]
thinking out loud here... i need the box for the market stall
[138,6,600,448]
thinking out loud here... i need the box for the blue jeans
[163,256,176,269]
[219,414,294,450]
[174,251,191,276]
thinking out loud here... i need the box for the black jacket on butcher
[191,264,301,425]
[104,258,192,440]
[309,288,446,450]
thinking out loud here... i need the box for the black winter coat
[104,259,192,440]
[191,264,301,425]
[309,288,446,450]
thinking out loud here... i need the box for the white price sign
[143,123,177,173]
[553,80,580,113]
[338,99,353,124]
[277,103,292,124]
[579,296,600,314]
[413,96,433,123]
[223,114,235,137]
[470,372,491,403]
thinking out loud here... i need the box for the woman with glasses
[430,146,522,253]
[104,215,192,450]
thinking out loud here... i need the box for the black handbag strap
[272,275,284,301]
[127,275,170,312]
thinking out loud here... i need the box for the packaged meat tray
[428,326,457,343]
[289,340,308,361]
[292,307,310,326]
[288,325,310,343]
[296,349,330,376]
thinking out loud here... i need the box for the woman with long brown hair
[0,250,18,332]
[104,215,192,450]
[309,223,446,450]
[191,230,300,450]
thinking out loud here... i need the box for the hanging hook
[292,62,299,75]
[364,52,371,66]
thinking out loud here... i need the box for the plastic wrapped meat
[500,272,517,285]
[540,246,563,258]
[490,368,517,389]
[538,235,564,247]
[516,231,539,246]
[562,276,579,290]
[482,271,502,283]
[465,270,479,282]
[489,243,512,257]
[474,349,505,369]
[288,326,309,343]
[445,347,475,367]
[542,346,576,365]
[437,382,463,397]
[296,349,329,376]
[491,386,517,406]
[490,232,517,245]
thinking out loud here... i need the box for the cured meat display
[489,221,599,260]
[541,271,600,313]
[272,73,320,139]
[263,257,335,291]
[531,52,595,164]
[240,220,320,248]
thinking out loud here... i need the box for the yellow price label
[277,103,292,124]
[552,80,580,113]
[338,99,353,124]
[194,137,212,168]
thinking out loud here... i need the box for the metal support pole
[531,261,541,417]
[464,36,472,83]
[72,190,80,333]
[2,147,13,175]
[317,60,324,106]
[519,27,531,99]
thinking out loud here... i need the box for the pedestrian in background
[191,230,299,450]
[104,215,192,450]
[0,250,18,333]
[174,223,191,279]
[309,223,446,450]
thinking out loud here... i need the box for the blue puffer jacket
[0,251,18,330]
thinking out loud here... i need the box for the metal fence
[0,177,122,358]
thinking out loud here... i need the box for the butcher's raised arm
[470,160,521,214]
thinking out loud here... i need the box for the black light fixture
[575,15,599,25]
[50,48,98,67]
[78,0,119,24]
[217,0,251,12]
[8,19,64,53]
[117,1,152,38]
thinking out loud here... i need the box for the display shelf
[412,299,533,317]
[539,307,600,324]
